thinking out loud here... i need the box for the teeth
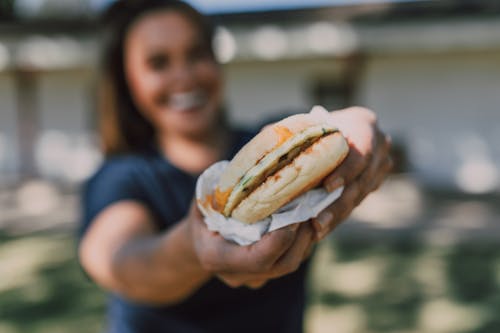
[169,91,205,111]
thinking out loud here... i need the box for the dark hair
[98,0,216,156]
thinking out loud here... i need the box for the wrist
[178,217,213,280]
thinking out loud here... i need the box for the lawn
[1,229,499,333]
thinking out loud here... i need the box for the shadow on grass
[309,237,500,333]
[0,231,105,333]
[2,231,500,333]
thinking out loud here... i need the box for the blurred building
[0,0,499,194]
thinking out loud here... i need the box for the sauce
[273,125,293,147]
[214,187,233,211]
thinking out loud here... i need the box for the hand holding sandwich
[314,106,393,240]
[189,202,315,289]
[190,106,392,288]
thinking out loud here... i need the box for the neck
[158,128,230,174]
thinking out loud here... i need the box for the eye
[147,53,169,71]
[187,45,211,63]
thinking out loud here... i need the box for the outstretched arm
[78,199,313,304]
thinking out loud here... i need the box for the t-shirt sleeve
[79,159,145,239]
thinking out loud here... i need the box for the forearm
[109,220,212,305]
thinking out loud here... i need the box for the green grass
[0,231,105,333]
[307,237,500,333]
[1,230,499,333]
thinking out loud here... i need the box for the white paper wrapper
[196,161,344,246]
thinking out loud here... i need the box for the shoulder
[83,154,155,202]
[81,154,155,231]
[88,154,156,185]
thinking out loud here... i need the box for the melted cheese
[273,125,293,147]
[214,187,232,211]
[200,194,213,210]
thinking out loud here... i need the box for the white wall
[224,51,500,193]
[38,71,91,133]
[0,73,19,185]
[358,51,500,192]
[224,59,343,125]
[4,46,500,193]
[35,70,101,183]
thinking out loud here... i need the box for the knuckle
[268,231,295,252]
[371,178,385,192]
[347,181,362,200]
[324,172,337,185]
[386,157,394,172]
[275,259,301,276]
[284,260,301,275]
[199,256,218,273]
[364,151,374,164]
[198,247,222,273]
[357,106,377,123]
[273,265,288,277]
[371,182,382,192]
[253,256,273,272]
[338,196,356,217]
[247,280,267,289]
[355,192,366,206]
[334,197,350,216]
[220,276,243,289]
[384,134,392,149]
[358,172,370,189]
[349,106,375,117]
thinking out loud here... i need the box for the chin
[170,118,218,138]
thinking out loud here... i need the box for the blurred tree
[0,0,15,20]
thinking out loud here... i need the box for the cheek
[197,62,222,94]
[128,69,164,109]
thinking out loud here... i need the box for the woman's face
[124,10,223,138]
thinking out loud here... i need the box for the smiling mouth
[168,90,206,112]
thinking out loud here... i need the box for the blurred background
[1,0,500,332]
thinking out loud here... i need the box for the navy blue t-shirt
[80,129,309,333]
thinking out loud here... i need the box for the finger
[302,242,316,262]
[217,271,270,289]
[313,181,362,241]
[269,223,314,277]
[324,126,391,193]
[367,155,394,193]
[355,152,385,202]
[219,223,299,273]
[314,147,392,242]
[323,147,371,192]
[356,135,393,201]
[353,129,392,195]
[218,273,267,289]
[245,279,268,289]
[241,224,299,272]
[190,199,205,218]
[217,274,245,288]
[217,223,314,282]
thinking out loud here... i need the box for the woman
[78,1,393,332]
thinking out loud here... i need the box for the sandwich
[211,111,349,224]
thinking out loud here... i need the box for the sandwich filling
[221,125,338,217]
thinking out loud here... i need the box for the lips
[168,90,206,112]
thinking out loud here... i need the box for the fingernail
[316,211,333,240]
[326,177,344,192]
[289,223,300,232]
[317,211,333,228]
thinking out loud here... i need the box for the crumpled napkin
[196,161,343,245]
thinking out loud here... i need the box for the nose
[170,60,195,89]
